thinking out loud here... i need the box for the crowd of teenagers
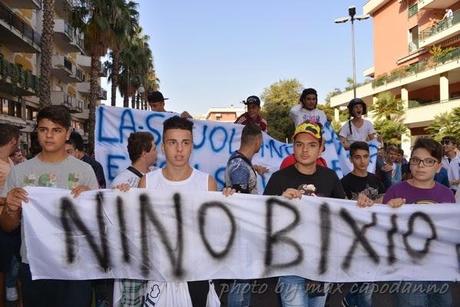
[0,88,459,307]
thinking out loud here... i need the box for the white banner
[95,106,378,190]
[23,187,460,282]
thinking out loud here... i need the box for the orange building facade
[331,0,460,152]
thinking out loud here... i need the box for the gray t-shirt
[2,155,98,263]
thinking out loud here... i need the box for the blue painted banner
[95,106,377,190]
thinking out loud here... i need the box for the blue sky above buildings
[104,0,373,115]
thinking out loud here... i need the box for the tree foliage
[317,102,346,133]
[261,79,303,142]
[369,92,408,145]
[426,107,460,142]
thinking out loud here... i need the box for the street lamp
[138,85,145,109]
[335,6,370,99]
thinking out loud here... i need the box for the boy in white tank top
[138,116,217,307]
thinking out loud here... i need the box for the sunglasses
[441,140,453,145]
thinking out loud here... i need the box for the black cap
[243,95,261,106]
[147,91,168,103]
[347,98,367,115]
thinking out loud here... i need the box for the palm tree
[71,0,118,153]
[369,92,408,145]
[39,0,55,106]
[118,28,155,108]
[109,0,139,106]
[427,108,460,142]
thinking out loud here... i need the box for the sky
[102,0,374,116]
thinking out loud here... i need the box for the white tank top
[146,168,209,192]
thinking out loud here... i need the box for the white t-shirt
[142,167,210,307]
[146,168,209,191]
[442,154,460,191]
[289,104,328,126]
[339,119,375,144]
[110,168,143,188]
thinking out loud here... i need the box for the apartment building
[330,0,460,152]
[0,0,41,149]
[204,106,246,122]
[52,0,106,141]
[0,0,106,151]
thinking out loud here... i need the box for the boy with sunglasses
[383,138,454,306]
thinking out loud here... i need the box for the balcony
[408,3,418,18]
[330,47,460,108]
[77,82,107,100]
[54,0,79,18]
[51,55,83,83]
[77,81,90,94]
[0,55,39,96]
[0,1,41,52]
[76,54,91,71]
[364,0,391,15]
[52,55,71,77]
[75,68,85,82]
[2,0,41,9]
[51,91,83,113]
[408,41,419,53]
[53,19,84,53]
[418,0,458,10]
[419,9,460,48]
[76,55,104,77]
[405,98,460,127]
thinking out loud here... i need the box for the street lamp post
[137,85,145,109]
[335,6,369,99]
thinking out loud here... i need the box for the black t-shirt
[263,165,346,199]
[340,172,385,200]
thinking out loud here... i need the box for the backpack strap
[127,166,143,178]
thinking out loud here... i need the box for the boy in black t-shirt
[341,141,385,207]
[263,121,345,307]
[340,141,384,307]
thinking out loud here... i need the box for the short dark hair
[411,137,443,162]
[162,116,193,141]
[127,132,154,163]
[68,131,85,151]
[241,123,262,146]
[350,141,369,156]
[36,105,71,129]
[441,135,457,145]
[0,124,20,146]
[299,88,317,103]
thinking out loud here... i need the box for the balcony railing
[408,99,443,109]
[63,57,72,71]
[0,55,39,94]
[56,19,84,51]
[408,3,418,18]
[419,9,460,41]
[372,47,460,88]
[408,41,419,53]
[75,68,84,81]
[0,1,41,46]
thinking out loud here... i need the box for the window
[26,106,38,120]
[8,100,15,116]
[0,98,7,114]
[408,26,419,53]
